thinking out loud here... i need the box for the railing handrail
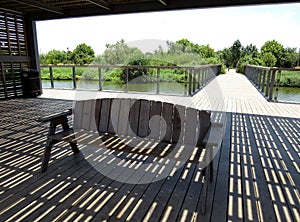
[245,64,300,72]
[40,64,221,70]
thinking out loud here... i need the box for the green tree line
[40,39,300,83]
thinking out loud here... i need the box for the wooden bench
[39,98,223,179]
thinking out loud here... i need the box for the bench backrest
[73,98,211,146]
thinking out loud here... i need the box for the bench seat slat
[161,102,174,143]
[149,101,162,140]
[138,100,151,137]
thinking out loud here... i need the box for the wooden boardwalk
[0,72,299,221]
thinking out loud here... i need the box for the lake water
[42,80,300,102]
[277,87,300,103]
[42,80,189,96]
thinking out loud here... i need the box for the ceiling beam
[0,7,23,14]
[87,0,110,10]
[158,0,168,6]
[15,0,64,15]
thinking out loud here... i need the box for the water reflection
[42,80,188,96]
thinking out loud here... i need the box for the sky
[36,3,300,55]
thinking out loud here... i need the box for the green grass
[278,71,300,87]
[40,67,85,80]
[40,66,188,83]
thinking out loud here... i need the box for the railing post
[268,69,276,101]
[49,66,54,88]
[156,68,160,94]
[258,69,262,90]
[98,66,102,91]
[188,68,192,96]
[72,66,76,89]
[197,68,200,91]
[201,68,204,87]
[274,70,281,102]
[255,69,259,85]
[193,68,196,93]
[265,70,271,97]
[262,69,266,94]
[125,67,129,92]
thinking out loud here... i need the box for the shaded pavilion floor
[0,97,299,222]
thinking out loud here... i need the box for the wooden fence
[40,64,221,96]
[245,65,299,102]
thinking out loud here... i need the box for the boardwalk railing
[40,64,221,96]
[244,65,299,101]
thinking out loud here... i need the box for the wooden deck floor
[0,72,299,221]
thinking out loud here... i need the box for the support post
[49,66,54,88]
[188,69,192,96]
[265,70,271,97]
[125,67,129,92]
[268,69,276,101]
[72,66,76,89]
[156,68,160,94]
[98,66,102,91]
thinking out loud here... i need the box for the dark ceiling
[0,0,299,20]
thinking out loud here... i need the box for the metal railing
[40,64,221,96]
[245,65,299,101]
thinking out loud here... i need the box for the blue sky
[36,3,300,54]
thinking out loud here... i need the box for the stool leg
[70,142,79,154]
[41,141,53,173]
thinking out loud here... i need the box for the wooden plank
[210,112,232,222]
[139,161,187,221]
[160,162,198,221]
[81,99,96,131]
[197,110,211,146]
[73,100,84,130]
[128,99,139,137]
[246,114,279,221]
[98,98,111,133]
[138,99,150,138]
[108,98,120,134]
[117,98,130,136]
[172,104,185,144]
[184,107,198,145]
[238,113,259,221]
[94,99,102,131]
[149,100,162,140]
[161,102,174,143]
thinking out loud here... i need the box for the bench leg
[209,160,214,181]
[41,141,53,173]
[70,142,79,154]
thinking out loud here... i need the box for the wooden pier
[0,71,299,221]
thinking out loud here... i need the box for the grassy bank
[278,71,300,87]
[40,66,190,83]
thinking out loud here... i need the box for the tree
[70,43,95,65]
[242,44,259,58]
[41,49,67,64]
[260,52,277,67]
[230,39,243,68]
[219,48,233,68]
[102,39,143,65]
[260,40,284,67]
[281,47,298,68]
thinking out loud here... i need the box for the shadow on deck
[0,98,299,221]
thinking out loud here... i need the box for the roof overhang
[0,0,299,20]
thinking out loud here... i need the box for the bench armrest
[37,109,73,122]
